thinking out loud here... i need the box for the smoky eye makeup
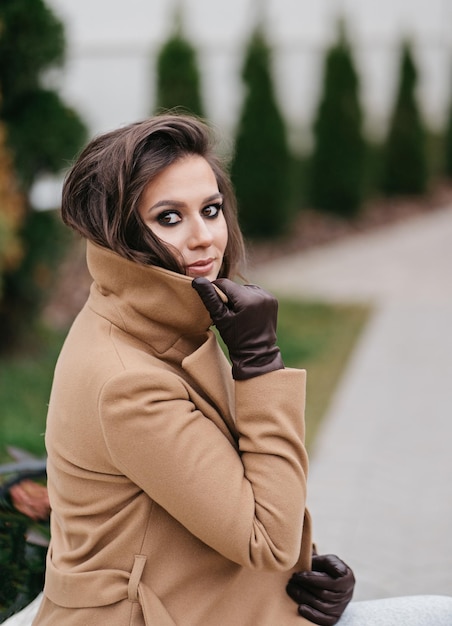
[149,193,224,226]
[156,210,181,226]
[202,202,223,218]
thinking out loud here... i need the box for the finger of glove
[290,570,353,594]
[289,585,339,611]
[214,279,277,316]
[192,278,229,321]
[287,581,312,607]
[287,579,345,606]
[286,579,304,605]
[312,554,349,578]
[297,603,340,626]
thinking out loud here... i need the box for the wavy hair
[61,114,245,278]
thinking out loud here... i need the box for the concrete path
[251,205,452,601]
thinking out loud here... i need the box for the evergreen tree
[0,0,86,190]
[442,66,452,178]
[380,40,428,195]
[154,17,204,117]
[0,0,64,103]
[0,0,87,352]
[444,110,452,179]
[231,28,291,239]
[308,21,366,218]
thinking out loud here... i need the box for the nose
[187,216,214,249]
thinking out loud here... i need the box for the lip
[186,258,215,277]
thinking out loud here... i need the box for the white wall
[44,0,451,138]
[32,0,451,206]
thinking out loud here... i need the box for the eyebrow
[149,193,223,213]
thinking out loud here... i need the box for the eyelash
[156,203,223,226]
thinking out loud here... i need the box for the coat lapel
[182,331,237,445]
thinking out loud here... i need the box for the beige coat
[34,242,314,626]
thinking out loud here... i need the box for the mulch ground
[247,181,452,266]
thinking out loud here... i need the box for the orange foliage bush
[0,121,25,281]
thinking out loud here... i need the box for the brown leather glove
[192,277,284,380]
[286,554,355,626]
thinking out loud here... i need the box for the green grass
[277,299,369,450]
[0,300,369,462]
[0,328,66,462]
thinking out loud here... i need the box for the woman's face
[138,155,228,281]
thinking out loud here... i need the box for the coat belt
[44,552,146,607]
[44,552,177,625]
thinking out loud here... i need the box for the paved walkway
[251,205,452,601]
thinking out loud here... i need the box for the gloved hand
[192,277,284,380]
[286,554,355,626]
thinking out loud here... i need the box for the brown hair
[61,113,245,278]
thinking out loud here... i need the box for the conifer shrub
[0,0,64,105]
[0,210,71,352]
[5,89,87,191]
[442,77,452,178]
[154,19,204,117]
[0,0,87,353]
[308,21,366,218]
[0,0,86,190]
[231,29,292,239]
[380,40,428,195]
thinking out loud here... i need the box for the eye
[202,203,222,219]
[157,210,181,226]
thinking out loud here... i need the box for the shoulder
[100,366,189,406]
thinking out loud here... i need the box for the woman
[33,114,451,625]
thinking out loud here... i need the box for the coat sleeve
[98,366,308,571]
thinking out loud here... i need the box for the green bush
[0,0,65,105]
[442,73,452,178]
[308,21,366,218]
[0,0,86,190]
[379,40,428,196]
[154,18,204,117]
[231,28,292,239]
[0,510,47,620]
[0,511,28,610]
[5,88,87,190]
[0,210,71,353]
[0,0,87,353]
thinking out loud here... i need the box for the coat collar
[86,242,236,439]
[86,241,212,356]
